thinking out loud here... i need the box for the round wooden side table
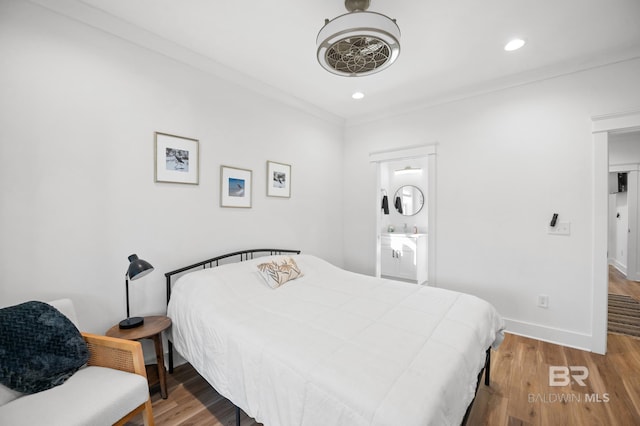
[106,315,172,399]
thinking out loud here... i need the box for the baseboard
[608,258,627,275]
[503,318,593,352]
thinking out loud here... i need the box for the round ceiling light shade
[317,9,400,77]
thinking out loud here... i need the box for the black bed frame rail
[164,248,301,373]
[462,348,492,425]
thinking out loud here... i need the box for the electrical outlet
[548,221,571,236]
[538,295,549,308]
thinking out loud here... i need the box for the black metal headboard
[164,248,301,305]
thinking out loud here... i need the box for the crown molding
[346,47,640,128]
[26,0,640,130]
[26,0,344,127]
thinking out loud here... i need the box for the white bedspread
[168,254,505,426]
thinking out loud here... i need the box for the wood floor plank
[537,339,566,369]
[504,339,542,425]
[536,344,574,426]
[609,265,640,301]
[622,375,640,422]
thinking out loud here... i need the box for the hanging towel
[381,195,389,214]
[394,196,403,214]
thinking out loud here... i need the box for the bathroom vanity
[380,233,428,284]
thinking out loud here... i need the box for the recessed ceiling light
[352,91,365,100]
[504,39,526,51]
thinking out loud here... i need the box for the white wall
[0,1,344,333]
[611,193,629,271]
[343,58,640,350]
[4,1,640,354]
[610,132,640,164]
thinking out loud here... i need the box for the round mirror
[393,185,424,216]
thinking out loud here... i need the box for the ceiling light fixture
[352,91,365,99]
[504,38,526,51]
[317,0,400,77]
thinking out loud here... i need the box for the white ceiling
[35,0,640,122]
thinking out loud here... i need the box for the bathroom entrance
[370,145,436,285]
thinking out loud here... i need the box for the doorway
[608,133,640,282]
[370,145,437,285]
[592,109,640,354]
[607,132,640,339]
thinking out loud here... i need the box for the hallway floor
[609,265,640,302]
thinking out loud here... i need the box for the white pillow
[257,256,303,288]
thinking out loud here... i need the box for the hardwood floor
[126,364,261,426]
[467,333,640,425]
[609,265,640,302]
[126,332,640,426]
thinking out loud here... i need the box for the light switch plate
[548,221,571,236]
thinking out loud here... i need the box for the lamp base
[119,316,144,329]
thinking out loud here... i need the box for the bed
[165,249,505,426]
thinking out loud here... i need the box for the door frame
[609,165,640,280]
[370,144,437,285]
[592,109,640,354]
[627,170,640,281]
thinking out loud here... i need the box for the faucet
[403,223,407,233]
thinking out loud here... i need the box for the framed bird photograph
[154,132,199,184]
[220,165,252,208]
[266,160,291,198]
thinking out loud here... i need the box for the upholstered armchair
[0,299,154,426]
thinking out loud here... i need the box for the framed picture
[266,161,291,198]
[221,166,252,208]
[154,132,199,184]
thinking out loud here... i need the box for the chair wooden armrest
[81,332,148,377]
[81,332,154,426]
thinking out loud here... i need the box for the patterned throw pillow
[257,256,303,288]
[0,301,89,394]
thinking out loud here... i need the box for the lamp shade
[127,254,154,280]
